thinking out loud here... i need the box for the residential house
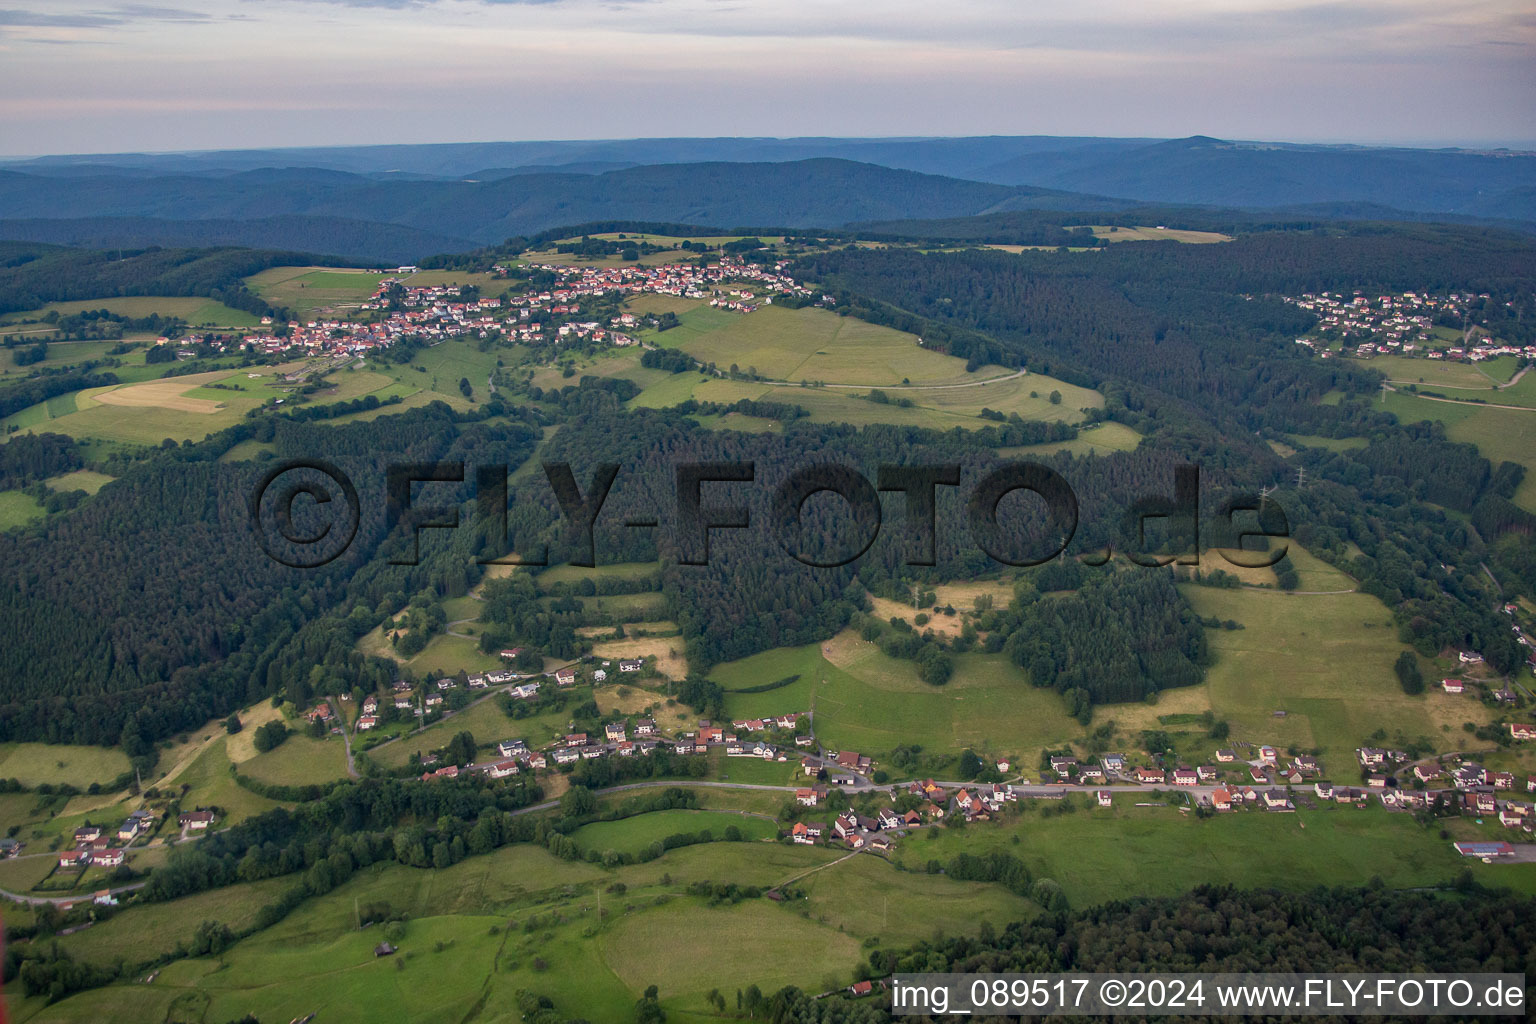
[795,787,822,807]
[1097,790,1113,807]
[619,659,644,672]
[1102,753,1126,771]
[877,807,903,831]
[178,810,215,830]
[604,722,627,743]
[1258,746,1278,764]
[1172,768,1198,786]
[94,848,125,868]
[1510,723,1536,741]
[592,669,607,683]
[1049,755,1078,777]
[1442,678,1465,694]
[1215,750,1236,762]
[357,715,379,731]
[1135,767,1166,784]
[1413,764,1440,783]
[554,668,577,686]
[565,732,588,747]
[835,750,872,773]
[635,719,657,737]
[499,739,530,758]
[488,760,519,779]
[73,826,101,845]
[1196,765,1219,782]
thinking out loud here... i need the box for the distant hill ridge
[0,136,1532,262]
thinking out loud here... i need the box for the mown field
[643,304,1003,387]
[245,266,384,318]
[0,363,309,445]
[1353,354,1520,388]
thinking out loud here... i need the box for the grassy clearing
[570,810,778,854]
[42,469,115,495]
[1000,420,1142,458]
[1284,433,1368,453]
[535,561,659,590]
[240,734,350,787]
[0,489,46,530]
[355,625,504,676]
[0,743,129,788]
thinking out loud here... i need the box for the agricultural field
[0,364,304,445]
[643,304,1009,387]
[709,636,1083,770]
[245,266,384,318]
[1089,224,1233,243]
[1352,353,1520,388]
[634,371,1098,431]
[1179,582,1442,761]
[905,802,1536,907]
[362,338,501,409]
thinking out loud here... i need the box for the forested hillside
[0,241,362,317]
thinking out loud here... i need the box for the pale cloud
[0,0,1531,154]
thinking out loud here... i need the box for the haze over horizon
[1,0,1532,157]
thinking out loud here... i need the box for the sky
[0,0,1532,156]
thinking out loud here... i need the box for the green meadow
[0,742,130,788]
[0,490,46,530]
[569,809,779,854]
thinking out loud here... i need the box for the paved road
[330,697,359,779]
